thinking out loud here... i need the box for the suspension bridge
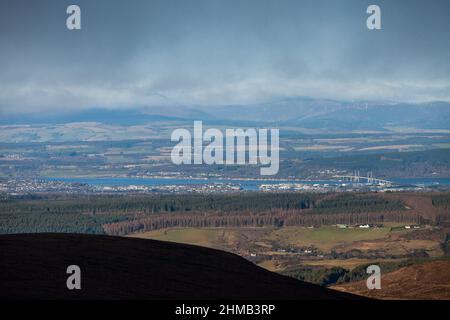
[333,171,393,185]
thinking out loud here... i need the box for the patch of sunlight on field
[301,258,402,270]
[257,260,281,272]
[131,228,222,248]
[359,144,423,151]
[266,226,391,252]
[385,239,443,257]
[293,145,351,151]
[381,222,410,228]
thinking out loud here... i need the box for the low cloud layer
[1,0,450,114]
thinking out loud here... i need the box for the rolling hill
[0,233,361,300]
[331,260,450,300]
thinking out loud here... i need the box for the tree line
[103,209,421,236]
[0,192,433,235]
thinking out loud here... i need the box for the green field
[267,226,392,251]
[131,225,395,253]
[132,228,223,248]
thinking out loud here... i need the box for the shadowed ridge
[0,233,364,300]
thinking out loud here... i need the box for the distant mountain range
[1,97,449,131]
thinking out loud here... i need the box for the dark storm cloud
[0,0,449,114]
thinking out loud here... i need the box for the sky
[0,0,449,115]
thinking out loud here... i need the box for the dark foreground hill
[0,233,360,300]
